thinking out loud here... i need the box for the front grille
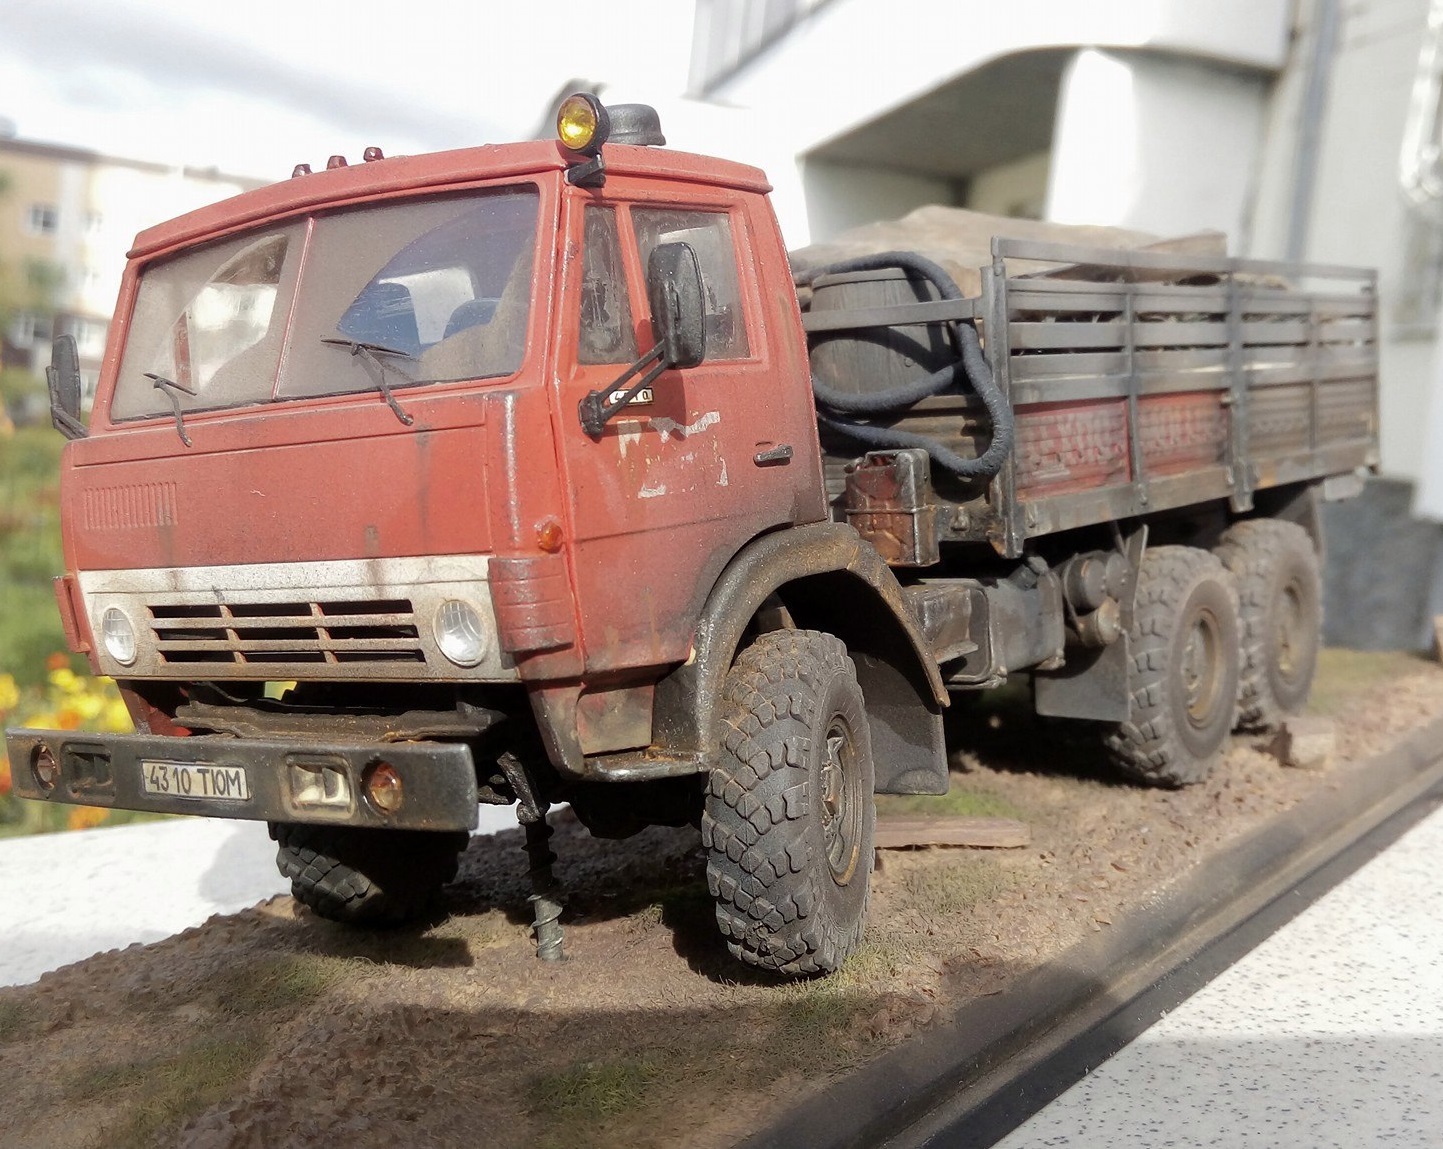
[148,598,424,666]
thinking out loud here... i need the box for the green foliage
[0,426,68,686]
[67,1035,266,1148]
[533,1056,669,1122]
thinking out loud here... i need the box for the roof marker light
[557,93,610,155]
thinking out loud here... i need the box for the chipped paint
[651,410,721,442]
[717,458,729,487]
[616,420,644,459]
[639,482,668,499]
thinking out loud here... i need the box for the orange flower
[67,806,110,831]
[0,756,11,797]
[46,652,70,672]
[55,707,82,730]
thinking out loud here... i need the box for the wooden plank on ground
[874,815,1031,850]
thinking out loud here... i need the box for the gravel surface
[0,650,1437,1149]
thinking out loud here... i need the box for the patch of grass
[875,784,1027,821]
[533,1054,669,1122]
[68,1034,265,1148]
[0,997,35,1043]
[895,855,1007,917]
[211,953,343,1016]
[1307,647,1430,717]
[0,426,69,686]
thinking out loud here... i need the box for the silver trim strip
[78,555,518,682]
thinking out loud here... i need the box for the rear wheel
[1214,519,1322,730]
[703,630,875,975]
[1104,546,1241,787]
[271,823,468,926]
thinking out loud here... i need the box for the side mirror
[46,334,87,440]
[646,242,707,369]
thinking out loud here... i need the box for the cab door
[554,183,819,675]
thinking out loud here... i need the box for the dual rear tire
[1104,522,1323,788]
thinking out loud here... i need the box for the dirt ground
[1,649,1440,1149]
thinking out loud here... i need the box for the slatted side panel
[995,269,1377,525]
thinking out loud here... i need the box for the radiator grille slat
[147,598,423,667]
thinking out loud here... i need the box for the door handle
[754,443,793,466]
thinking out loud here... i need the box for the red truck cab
[13,98,947,974]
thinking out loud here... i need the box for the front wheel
[703,630,875,975]
[271,823,469,927]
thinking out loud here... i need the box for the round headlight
[433,599,489,667]
[557,92,610,154]
[101,607,137,666]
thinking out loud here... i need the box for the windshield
[111,186,541,422]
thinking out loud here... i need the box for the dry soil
[0,649,1439,1149]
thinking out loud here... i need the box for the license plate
[141,759,250,802]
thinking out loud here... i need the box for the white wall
[1046,49,1270,243]
[690,0,1288,246]
[1251,0,1432,484]
[800,159,957,242]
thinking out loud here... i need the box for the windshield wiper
[320,337,416,426]
[144,371,196,447]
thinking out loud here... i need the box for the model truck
[6,95,1378,975]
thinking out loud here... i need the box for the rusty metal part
[1035,526,1148,723]
[844,449,941,567]
[524,817,565,962]
[4,727,479,830]
[936,565,1066,688]
[499,750,566,961]
[625,522,947,794]
[173,700,504,743]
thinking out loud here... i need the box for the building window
[84,210,104,235]
[8,312,52,348]
[25,204,59,236]
[62,316,109,360]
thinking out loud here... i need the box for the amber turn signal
[536,518,564,553]
[557,93,610,154]
[364,761,404,815]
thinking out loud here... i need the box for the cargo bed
[807,237,1378,558]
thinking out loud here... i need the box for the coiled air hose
[795,251,1014,480]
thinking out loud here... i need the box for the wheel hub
[819,721,861,884]
[1276,581,1304,681]
[1182,609,1223,727]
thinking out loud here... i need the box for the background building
[619,0,1438,647]
[0,133,261,414]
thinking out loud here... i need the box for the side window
[632,208,751,360]
[578,206,637,364]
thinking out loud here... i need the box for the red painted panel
[1138,392,1228,477]
[1014,399,1129,498]
[551,179,826,676]
[64,418,490,570]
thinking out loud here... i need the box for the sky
[0,0,695,180]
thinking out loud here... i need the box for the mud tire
[1214,518,1322,731]
[271,823,468,927]
[1104,546,1241,788]
[703,630,875,975]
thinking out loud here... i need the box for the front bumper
[4,728,479,831]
